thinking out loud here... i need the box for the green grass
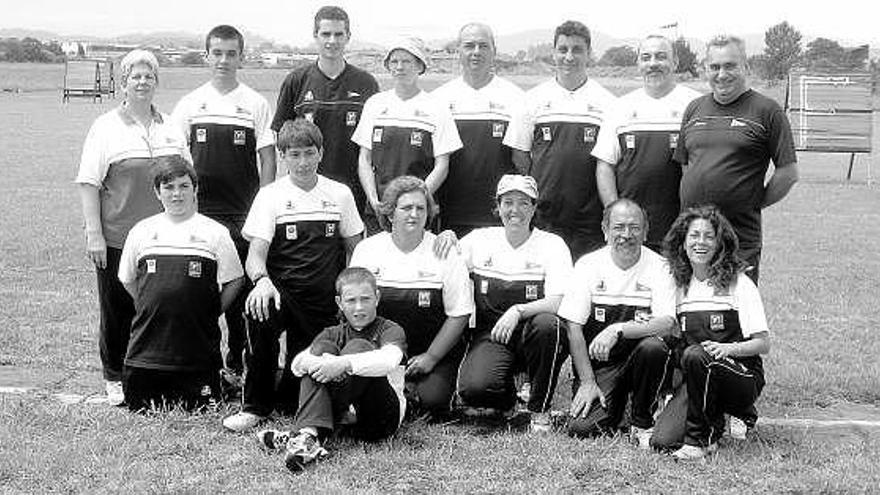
[2,64,880,492]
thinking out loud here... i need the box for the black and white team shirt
[351,89,462,199]
[349,231,474,355]
[557,246,675,368]
[118,213,243,371]
[172,82,275,220]
[592,85,701,248]
[431,76,523,228]
[242,175,364,310]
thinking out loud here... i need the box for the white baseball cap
[384,37,429,75]
[496,174,538,200]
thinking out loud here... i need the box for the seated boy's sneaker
[529,411,553,433]
[256,429,290,451]
[629,425,653,450]
[672,443,717,461]
[284,431,328,472]
[727,416,748,440]
[105,380,124,406]
[222,411,265,432]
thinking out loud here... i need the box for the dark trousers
[209,215,249,372]
[740,246,761,285]
[96,246,135,382]
[405,346,464,415]
[458,313,568,413]
[123,366,220,412]
[242,286,338,417]
[652,344,762,448]
[568,336,672,437]
[294,339,400,441]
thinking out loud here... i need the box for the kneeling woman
[350,176,474,418]
[659,205,770,460]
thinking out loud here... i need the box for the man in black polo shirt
[272,5,379,216]
[674,35,798,283]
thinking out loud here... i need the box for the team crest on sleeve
[346,111,358,127]
[325,223,336,237]
[188,261,202,278]
[233,130,246,146]
[669,133,679,149]
[625,134,635,150]
[492,122,505,138]
[146,259,157,274]
[583,127,597,143]
[541,127,552,142]
[286,224,298,240]
[635,282,651,293]
[196,128,207,143]
[710,313,725,331]
[410,131,423,148]
[525,284,539,300]
[418,291,432,308]
[372,128,383,143]
[594,307,606,322]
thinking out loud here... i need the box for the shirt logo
[346,111,358,127]
[372,128,383,142]
[583,127,596,143]
[480,279,489,294]
[595,307,606,322]
[541,127,552,141]
[235,106,251,116]
[196,128,207,143]
[347,91,361,98]
[200,385,212,397]
[525,284,539,300]
[410,131,423,148]
[710,313,725,331]
[635,282,651,293]
[492,122,505,138]
[188,260,202,278]
[325,222,336,237]
[233,130,246,146]
[286,224,298,240]
[595,280,606,292]
[730,119,748,127]
[625,134,635,150]
[146,259,157,273]
[669,132,679,149]
[304,90,314,101]
[304,112,314,123]
[418,291,431,308]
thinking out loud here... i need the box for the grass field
[1,63,879,492]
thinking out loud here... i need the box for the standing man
[171,25,276,385]
[432,23,524,237]
[272,6,379,216]
[674,35,798,282]
[592,35,701,252]
[505,20,617,259]
[557,199,676,448]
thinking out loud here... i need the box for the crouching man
[118,155,244,411]
[257,267,407,472]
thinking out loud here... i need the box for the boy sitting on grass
[257,267,407,472]
[118,155,245,411]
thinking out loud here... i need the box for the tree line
[0,37,67,63]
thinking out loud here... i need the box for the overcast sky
[5,0,875,48]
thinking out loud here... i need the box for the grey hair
[458,23,496,51]
[706,35,747,60]
[120,49,160,86]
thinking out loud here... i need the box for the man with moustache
[432,23,524,237]
[674,35,798,283]
[558,199,676,449]
[593,35,701,252]
[272,6,379,216]
[505,20,617,259]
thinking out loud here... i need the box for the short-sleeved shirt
[675,272,769,376]
[243,175,363,306]
[674,89,797,249]
[351,89,462,199]
[271,62,379,211]
[118,212,243,371]
[75,106,191,249]
[460,227,572,332]
[349,231,474,355]
[557,246,675,367]
[592,85,701,247]
[504,78,617,249]
[431,76,524,228]
[171,82,275,220]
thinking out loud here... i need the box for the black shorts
[123,366,221,412]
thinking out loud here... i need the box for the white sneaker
[672,443,717,461]
[629,425,653,450]
[529,411,553,433]
[222,411,265,432]
[105,380,124,406]
[727,416,748,440]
